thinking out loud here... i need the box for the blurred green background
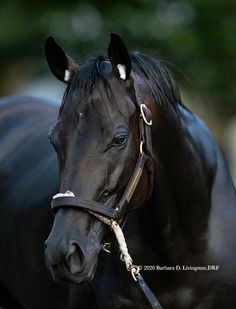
[0,0,236,181]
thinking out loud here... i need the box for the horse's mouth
[48,260,98,285]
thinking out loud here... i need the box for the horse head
[44,34,153,284]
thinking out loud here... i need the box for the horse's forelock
[58,57,125,121]
[58,52,181,121]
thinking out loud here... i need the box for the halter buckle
[140,104,152,126]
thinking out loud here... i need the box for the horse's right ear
[45,37,78,83]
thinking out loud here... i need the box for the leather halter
[50,74,163,309]
[51,73,153,220]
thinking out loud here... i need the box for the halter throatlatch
[50,74,163,309]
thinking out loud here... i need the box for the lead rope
[53,192,134,273]
[89,212,139,279]
[55,192,163,308]
[89,211,163,309]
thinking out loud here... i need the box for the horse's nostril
[66,242,85,275]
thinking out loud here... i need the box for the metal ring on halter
[140,104,152,126]
[140,141,144,155]
[101,242,111,253]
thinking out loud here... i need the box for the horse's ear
[108,33,131,81]
[45,37,78,83]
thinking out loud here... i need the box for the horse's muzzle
[44,238,97,284]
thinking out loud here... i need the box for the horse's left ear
[108,33,132,81]
[45,36,78,83]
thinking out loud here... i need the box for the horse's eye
[112,134,128,146]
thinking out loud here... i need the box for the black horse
[0,97,94,308]
[1,34,236,308]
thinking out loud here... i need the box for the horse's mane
[59,52,181,116]
[130,52,181,110]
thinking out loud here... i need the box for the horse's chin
[49,262,98,285]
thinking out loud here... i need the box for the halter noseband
[51,73,153,221]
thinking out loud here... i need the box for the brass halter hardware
[101,242,111,253]
[140,104,152,126]
[140,140,144,155]
[130,265,141,281]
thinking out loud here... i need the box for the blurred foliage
[0,0,235,116]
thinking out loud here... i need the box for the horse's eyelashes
[112,133,128,146]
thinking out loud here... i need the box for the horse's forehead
[60,76,136,133]
[93,79,135,112]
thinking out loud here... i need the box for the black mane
[59,52,181,116]
[130,52,181,109]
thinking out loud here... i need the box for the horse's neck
[142,104,217,258]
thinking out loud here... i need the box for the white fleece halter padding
[117,64,126,80]
[53,190,75,199]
